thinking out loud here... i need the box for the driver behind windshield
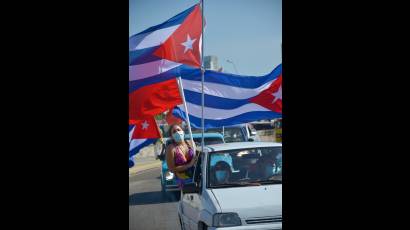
[249,155,278,180]
[211,161,232,185]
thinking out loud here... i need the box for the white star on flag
[181,34,196,53]
[272,85,282,103]
[141,120,149,130]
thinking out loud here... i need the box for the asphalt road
[129,167,182,230]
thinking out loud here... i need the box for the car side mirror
[157,144,166,161]
[158,154,165,161]
[248,137,254,142]
[182,183,200,194]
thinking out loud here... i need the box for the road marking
[129,161,161,175]
[130,166,160,177]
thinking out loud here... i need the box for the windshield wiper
[211,181,261,188]
[258,180,282,184]
[254,177,282,184]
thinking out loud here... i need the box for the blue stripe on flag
[129,47,162,66]
[129,158,135,168]
[129,4,196,45]
[129,138,156,158]
[180,64,282,89]
[172,107,281,128]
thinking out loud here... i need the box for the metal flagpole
[176,77,196,154]
[176,76,195,203]
[200,0,205,157]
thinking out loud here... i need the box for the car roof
[202,141,282,152]
[187,133,224,138]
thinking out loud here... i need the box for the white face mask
[172,130,185,142]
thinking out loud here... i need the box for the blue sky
[129,0,281,76]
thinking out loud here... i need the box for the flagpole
[176,77,196,154]
[200,0,205,157]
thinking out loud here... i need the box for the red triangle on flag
[250,75,282,113]
[153,4,202,68]
[130,117,161,139]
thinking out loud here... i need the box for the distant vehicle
[160,123,260,142]
[158,133,225,199]
[274,119,282,143]
[192,124,260,143]
[249,121,275,131]
[178,142,282,230]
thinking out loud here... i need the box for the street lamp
[226,59,238,74]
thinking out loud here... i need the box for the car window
[223,127,246,142]
[207,147,282,188]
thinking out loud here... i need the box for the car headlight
[213,213,242,227]
[165,171,174,181]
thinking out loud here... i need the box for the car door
[181,153,204,230]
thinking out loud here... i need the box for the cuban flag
[129,4,202,119]
[129,117,161,168]
[172,64,282,128]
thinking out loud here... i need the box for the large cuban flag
[129,4,203,119]
[172,64,282,128]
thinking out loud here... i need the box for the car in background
[274,118,282,143]
[178,142,282,230]
[250,121,275,131]
[158,133,225,199]
[159,122,259,143]
[198,124,260,143]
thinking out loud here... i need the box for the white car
[178,142,282,230]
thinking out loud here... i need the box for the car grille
[245,216,282,224]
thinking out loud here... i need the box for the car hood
[211,184,282,219]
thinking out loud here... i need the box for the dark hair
[168,124,181,138]
[214,161,231,172]
[168,124,191,148]
[212,161,232,184]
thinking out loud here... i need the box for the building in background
[204,55,222,72]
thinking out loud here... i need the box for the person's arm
[166,144,195,173]
[187,140,197,152]
[186,140,199,165]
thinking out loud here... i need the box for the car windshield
[207,146,282,188]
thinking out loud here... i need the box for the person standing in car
[166,124,198,188]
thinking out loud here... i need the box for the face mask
[265,166,275,177]
[215,170,227,182]
[172,130,185,142]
